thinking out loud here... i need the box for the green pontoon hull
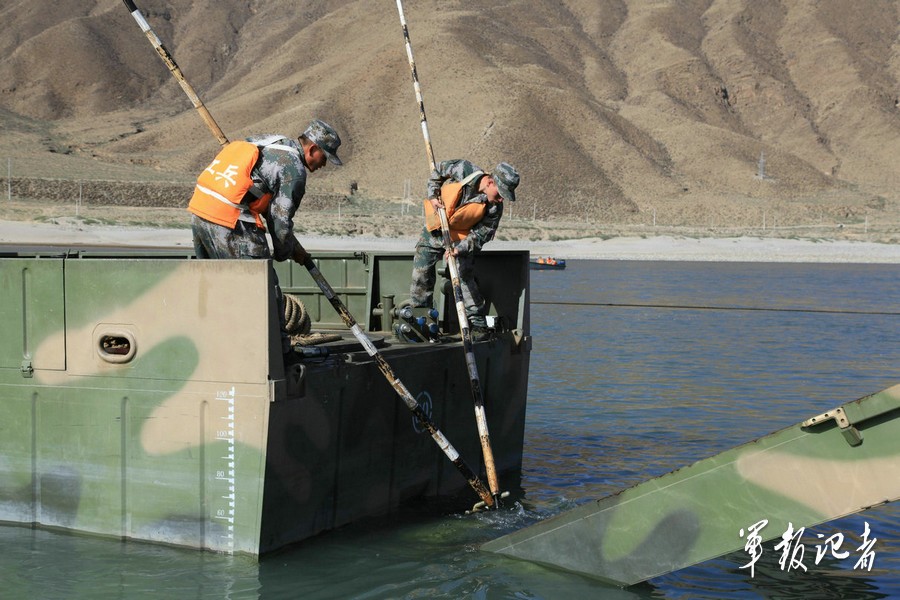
[483,383,900,586]
[0,249,531,556]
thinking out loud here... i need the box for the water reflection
[1,525,261,599]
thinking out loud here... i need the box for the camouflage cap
[492,162,519,202]
[303,119,343,166]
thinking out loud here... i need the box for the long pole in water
[121,0,493,510]
[395,0,504,509]
[302,262,493,508]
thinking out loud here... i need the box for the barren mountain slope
[0,0,897,224]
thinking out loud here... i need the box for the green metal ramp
[483,383,900,586]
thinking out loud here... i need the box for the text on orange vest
[188,141,273,230]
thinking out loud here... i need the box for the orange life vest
[188,140,273,230]
[423,171,486,242]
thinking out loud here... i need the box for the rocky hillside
[1,0,898,225]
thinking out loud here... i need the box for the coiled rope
[284,294,341,346]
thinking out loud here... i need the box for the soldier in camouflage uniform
[190,119,343,355]
[410,159,520,340]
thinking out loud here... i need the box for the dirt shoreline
[2,219,899,263]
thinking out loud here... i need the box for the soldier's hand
[452,239,471,257]
[429,197,444,211]
[292,244,311,266]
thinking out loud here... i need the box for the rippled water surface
[3,260,898,599]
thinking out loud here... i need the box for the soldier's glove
[292,243,311,266]
[453,238,472,256]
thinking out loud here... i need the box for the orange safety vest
[423,171,486,242]
[187,141,273,230]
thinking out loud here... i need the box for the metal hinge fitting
[802,406,862,446]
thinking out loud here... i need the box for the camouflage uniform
[191,134,308,262]
[192,120,343,353]
[410,159,518,329]
[191,135,307,352]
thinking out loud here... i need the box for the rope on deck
[285,294,342,346]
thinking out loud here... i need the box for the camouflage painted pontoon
[484,383,900,586]
[0,248,531,556]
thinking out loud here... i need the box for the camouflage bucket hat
[303,119,343,166]
[492,162,519,202]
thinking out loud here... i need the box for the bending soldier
[409,159,520,340]
[188,119,343,358]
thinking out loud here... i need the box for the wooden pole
[395,0,503,509]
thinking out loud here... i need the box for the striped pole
[395,0,504,509]
[122,0,228,146]
[304,260,493,507]
[121,0,493,510]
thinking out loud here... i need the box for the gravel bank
[2,220,899,263]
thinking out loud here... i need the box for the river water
[2,260,899,599]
